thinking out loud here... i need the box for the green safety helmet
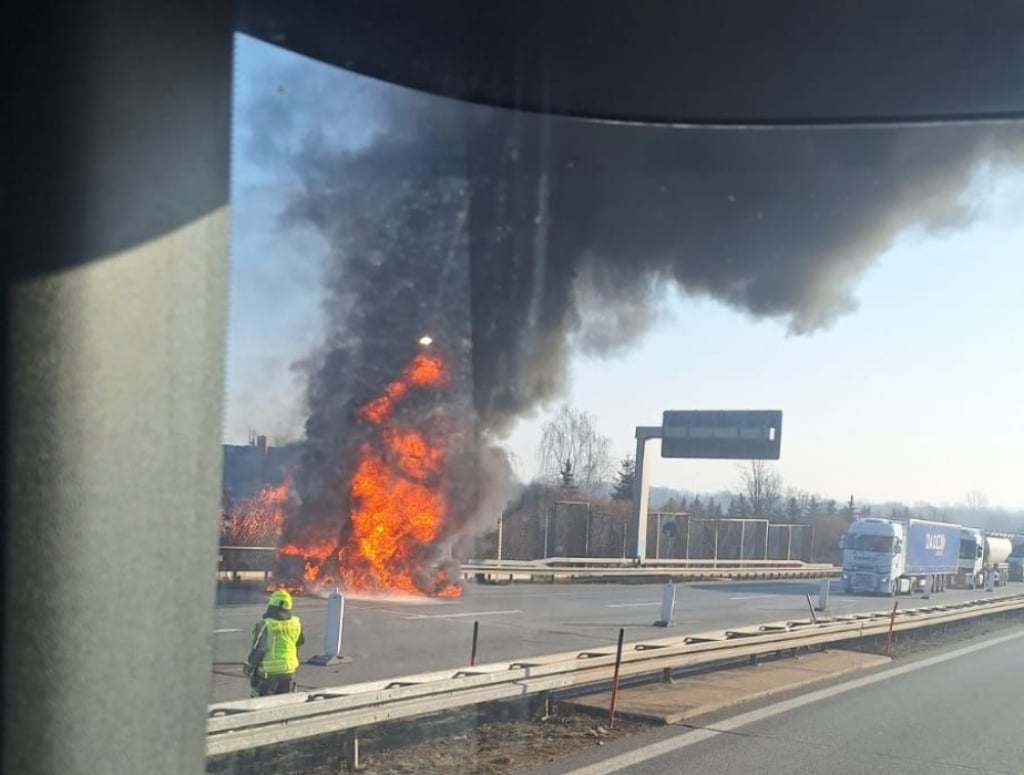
[267,588,293,610]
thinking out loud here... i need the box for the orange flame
[277,352,462,597]
[228,484,288,545]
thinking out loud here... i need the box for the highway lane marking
[402,609,525,620]
[606,602,661,608]
[213,628,243,634]
[728,594,777,600]
[560,626,1024,775]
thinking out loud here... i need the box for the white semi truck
[841,517,960,596]
[956,529,1011,588]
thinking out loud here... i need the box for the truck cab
[957,527,983,588]
[1009,535,1024,582]
[841,518,905,596]
[982,534,1012,588]
[842,517,959,596]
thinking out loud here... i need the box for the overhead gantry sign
[630,410,783,561]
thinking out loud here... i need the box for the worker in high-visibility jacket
[244,588,305,696]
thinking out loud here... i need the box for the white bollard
[816,577,830,612]
[654,581,676,627]
[308,590,350,666]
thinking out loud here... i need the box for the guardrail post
[805,593,818,625]
[608,628,626,728]
[470,621,480,666]
[342,729,361,772]
[885,599,899,657]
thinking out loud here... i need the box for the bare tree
[964,490,988,512]
[738,460,783,520]
[538,405,614,495]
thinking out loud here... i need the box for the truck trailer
[841,517,960,596]
[983,534,1012,587]
[955,529,1012,588]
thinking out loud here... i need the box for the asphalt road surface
[210,579,1017,703]
[537,626,1024,775]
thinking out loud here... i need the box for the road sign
[661,410,782,460]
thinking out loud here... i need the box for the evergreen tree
[786,496,801,522]
[805,496,820,521]
[610,456,636,501]
[728,493,749,518]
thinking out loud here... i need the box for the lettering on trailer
[925,533,946,552]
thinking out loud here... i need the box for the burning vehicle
[276,351,464,597]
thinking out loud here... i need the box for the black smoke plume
[250,58,1023,557]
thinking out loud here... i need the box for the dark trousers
[251,673,295,697]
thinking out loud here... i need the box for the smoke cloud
[245,55,1024,549]
[465,118,1022,431]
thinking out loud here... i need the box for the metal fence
[645,514,813,562]
[454,510,819,563]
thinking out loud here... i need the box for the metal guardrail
[216,548,842,582]
[460,558,841,582]
[468,557,825,567]
[207,592,1024,757]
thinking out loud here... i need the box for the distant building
[222,432,303,507]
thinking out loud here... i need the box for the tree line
[535,403,1021,531]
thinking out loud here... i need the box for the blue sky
[225,35,1024,509]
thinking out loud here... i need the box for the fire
[278,352,462,597]
[279,534,334,582]
[227,484,288,545]
[357,353,446,424]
